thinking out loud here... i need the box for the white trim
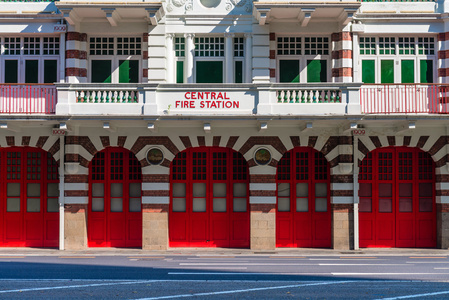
[64,197,88,204]
[142,196,169,204]
[142,183,169,190]
[331,196,353,204]
[249,183,276,191]
[249,196,276,204]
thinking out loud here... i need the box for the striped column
[438,31,449,84]
[269,32,276,82]
[331,32,353,83]
[65,32,87,83]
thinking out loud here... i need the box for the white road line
[376,289,449,300]
[0,280,159,294]
[168,272,330,275]
[406,262,449,264]
[135,280,356,300]
[309,258,385,261]
[175,267,248,270]
[332,273,449,276]
[178,263,406,266]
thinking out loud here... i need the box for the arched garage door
[359,147,436,248]
[169,147,249,248]
[276,147,331,248]
[88,148,142,247]
[0,147,59,247]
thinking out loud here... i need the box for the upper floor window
[0,36,60,84]
[175,36,244,84]
[89,36,142,83]
[359,36,435,84]
[277,36,330,83]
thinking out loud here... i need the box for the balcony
[0,84,57,115]
[55,83,362,117]
[360,84,449,114]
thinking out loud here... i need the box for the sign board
[53,25,67,33]
[352,129,366,136]
[157,90,256,115]
[52,129,66,136]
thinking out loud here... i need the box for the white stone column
[166,33,175,83]
[245,33,252,83]
[184,33,195,83]
[225,33,235,83]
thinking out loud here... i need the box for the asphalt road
[1,255,449,299]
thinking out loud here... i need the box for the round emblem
[146,148,164,165]
[200,0,221,8]
[254,148,271,166]
[172,0,187,7]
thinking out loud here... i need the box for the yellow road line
[0,256,25,259]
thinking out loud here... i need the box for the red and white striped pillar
[65,32,87,83]
[331,32,353,83]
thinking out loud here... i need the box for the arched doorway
[359,147,436,248]
[0,147,59,247]
[276,147,331,248]
[169,147,249,247]
[88,147,142,247]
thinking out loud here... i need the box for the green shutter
[196,61,223,83]
[5,60,18,83]
[92,60,112,83]
[235,61,243,83]
[176,61,184,83]
[280,60,299,83]
[307,60,327,83]
[381,60,394,84]
[119,60,138,83]
[420,60,433,83]
[401,60,414,84]
[362,60,375,84]
[44,60,58,84]
[25,60,39,83]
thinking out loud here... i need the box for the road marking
[135,280,356,300]
[0,256,25,259]
[339,257,377,259]
[179,263,406,266]
[434,268,449,270]
[168,272,329,275]
[406,261,449,264]
[375,289,449,300]
[309,258,384,261]
[176,267,248,270]
[332,273,449,276]
[128,256,165,259]
[409,257,447,259]
[270,256,306,259]
[0,280,159,294]
[58,256,96,259]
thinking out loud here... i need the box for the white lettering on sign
[352,129,366,136]
[53,25,67,33]
[52,129,66,136]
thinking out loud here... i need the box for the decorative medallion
[254,148,271,166]
[172,0,187,7]
[146,148,164,165]
[200,0,221,8]
[230,0,246,7]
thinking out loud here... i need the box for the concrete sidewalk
[0,247,448,257]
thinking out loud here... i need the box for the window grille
[43,37,60,55]
[360,37,376,55]
[304,37,329,55]
[175,37,185,57]
[418,37,435,55]
[277,37,301,55]
[234,37,244,57]
[4,37,21,55]
[379,37,396,55]
[24,37,40,55]
[117,37,141,55]
[398,37,415,55]
[89,37,114,55]
[194,37,224,57]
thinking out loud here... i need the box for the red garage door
[88,148,142,247]
[276,148,331,248]
[359,147,436,248]
[169,147,249,248]
[0,147,59,247]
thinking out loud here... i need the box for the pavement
[0,247,449,256]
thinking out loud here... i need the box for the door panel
[169,147,249,248]
[88,148,142,247]
[0,148,59,247]
[359,147,436,248]
[276,148,331,248]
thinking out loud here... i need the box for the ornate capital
[166,33,175,40]
[184,33,195,39]
[224,33,235,38]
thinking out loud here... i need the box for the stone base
[250,204,276,250]
[437,204,449,249]
[332,204,354,250]
[142,204,169,250]
[64,204,87,250]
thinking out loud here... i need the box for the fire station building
[0,0,448,250]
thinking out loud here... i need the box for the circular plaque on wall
[254,148,271,166]
[146,148,164,165]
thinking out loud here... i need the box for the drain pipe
[353,135,359,250]
[59,134,65,250]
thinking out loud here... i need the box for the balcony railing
[0,84,57,114]
[360,84,449,114]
